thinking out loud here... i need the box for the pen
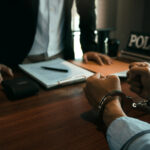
[41,66,68,73]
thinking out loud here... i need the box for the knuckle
[145,67,150,71]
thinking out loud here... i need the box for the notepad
[112,70,128,78]
[19,58,94,88]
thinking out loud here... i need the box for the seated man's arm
[107,117,150,150]
[84,73,150,150]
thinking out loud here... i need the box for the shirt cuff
[106,116,150,150]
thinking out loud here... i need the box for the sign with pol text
[126,32,150,56]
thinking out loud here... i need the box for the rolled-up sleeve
[106,117,150,150]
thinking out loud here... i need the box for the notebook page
[19,58,94,88]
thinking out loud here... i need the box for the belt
[23,52,63,64]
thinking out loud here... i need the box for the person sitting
[84,62,150,150]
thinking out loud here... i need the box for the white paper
[19,58,94,88]
[112,70,128,78]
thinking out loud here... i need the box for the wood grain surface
[0,69,149,150]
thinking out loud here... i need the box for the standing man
[0,0,111,81]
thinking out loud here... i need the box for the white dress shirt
[28,0,65,58]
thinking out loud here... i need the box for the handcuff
[97,90,131,115]
[97,90,150,133]
[97,90,130,132]
[98,90,150,117]
[132,100,150,112]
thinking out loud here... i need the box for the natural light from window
[71,1,83,60]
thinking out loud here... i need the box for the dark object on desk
[97,28,114,54]
[108,39,120,57]
[2,77,39,100]
[97,28,120,57]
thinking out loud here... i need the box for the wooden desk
[0,69,150,150]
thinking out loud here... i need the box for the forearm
[102,99,126,127]
[103,100,150,150]
[106,117,150,150]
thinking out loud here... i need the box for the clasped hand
[127,62,150,98]
[84,61,150,110]
[84,73,121,110]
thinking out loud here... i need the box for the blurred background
[72,0,150,59]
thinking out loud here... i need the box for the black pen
[41,66,68,73]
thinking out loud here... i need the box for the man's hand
[83,52,112,65]
[129,62,150,69]
[127,64,150,98]
[84,73,126,126]
[84,73,121,110]
[0,64,14,83]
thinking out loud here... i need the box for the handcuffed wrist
[97,90,131,130]
[98,90,126,114]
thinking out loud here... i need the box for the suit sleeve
[76,0,98,53]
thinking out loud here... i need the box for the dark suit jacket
[0,0,97,66]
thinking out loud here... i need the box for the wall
[143,0,150,32]
[96,0,149,49]
[96,0,117,29]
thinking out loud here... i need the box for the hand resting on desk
[84,73,125,127]
[84,66,150,150]
[83,52,112,65]
[0,64,14,83]
[84,61,150,126]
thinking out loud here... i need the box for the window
[71,1,83,60]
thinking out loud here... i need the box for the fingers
[0,74,3,83]
[127,66,150,98]
[95,55,104,65]
[128,62,150,83]
[88,74,119,83]
[106,74,120,82]
[87,73,104,84]
[86,73,100,88]
[85,74,122,110]
[129,62,150,69]
[83,53,103,65]
[88,53,104,65]
[0,64,14,77]
[127,71,140,83]
[83,54,88,64]
[93,73,101,79]
[98,54,112,65]
[83,52,112,65]
[128,67,150,81]
[106,75,122,91]
[0,64,14,83]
